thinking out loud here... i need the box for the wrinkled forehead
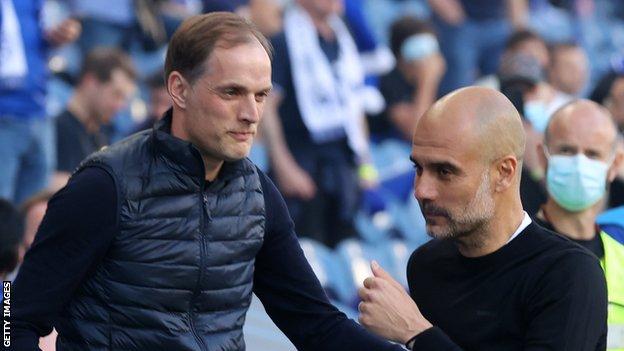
[201,42,272,84]
[411,123,485,170]
[548,123,616,156]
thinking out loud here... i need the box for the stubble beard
[423,171,495,248]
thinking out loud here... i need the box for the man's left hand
[358,261,433,344]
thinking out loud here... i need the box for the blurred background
[2,0,624,349]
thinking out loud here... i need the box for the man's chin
[223,149,252,162]
[425,224,453,240]
[224,155,248,162]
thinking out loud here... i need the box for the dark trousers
[279,139,359,248]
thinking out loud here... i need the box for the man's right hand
[274,160,316,200]
[358,261,433,345]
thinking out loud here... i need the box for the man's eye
[255,92,268,102]
[558,147,576,155]
[219,87,241,97]
[412,163,423,175]
[585,152,602,160]
[438,168,452,177]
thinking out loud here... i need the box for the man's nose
[239,95,261,123]
[413,173,437,202]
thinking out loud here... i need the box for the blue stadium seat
[298,238,353,305]
[244,294,296,350]
[386,197,429,246]
[369,139,415,202]
[379,239,414,288]
[354,210,393,244]
[334,239,397,308]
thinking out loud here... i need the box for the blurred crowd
[2,0,624,349]
[2,0,624,321]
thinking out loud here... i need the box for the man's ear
[607,147,624,182]
[167,71,189,110]
[494,155,519,193]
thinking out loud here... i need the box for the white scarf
[283,4,369,162]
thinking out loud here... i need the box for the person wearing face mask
[536,99,624,351]
[498,53,549,215]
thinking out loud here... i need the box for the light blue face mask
[524,101,550,133]
[401,33,439,62]
[545,152,611,212]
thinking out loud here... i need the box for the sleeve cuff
[409,326,459,350]
[7,329,42,351]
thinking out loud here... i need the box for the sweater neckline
[454,222,540,269]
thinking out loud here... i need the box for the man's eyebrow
[410,157,462,173]
[430,161,461,173]
[212,83,273,93]
[214,83,246,91]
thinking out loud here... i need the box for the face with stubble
[410,102,497,240]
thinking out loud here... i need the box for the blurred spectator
[530,0,575,36]
[591,71,624,133]
[0,0,80,205]
[18,190,55,266]
[370,16,445,142]
[55,48,137,179]
[70,0,136,52]
[475,29,548,91]
[204,0,284,37]
[262,0,375,247]
[361,0,430,45]
[498,53,549,215]
[202,0,247,12]
[239,0,284,37]
[590,71,624,208]
[70,0,174,54]
[344,0,395,92]
[534,100,624,343]
[613,138,624,209]
[0,198,24,281]
[132,72,170,133]
[498,29,550,84]
[16,189,57,351]
[429,0,527,94]
[496,30,569,130]
[548,42,590,97]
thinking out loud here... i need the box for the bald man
[358,87,608,350]
[534,100,624,350]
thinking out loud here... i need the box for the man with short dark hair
[548,43,589,97]
[357,87,608,350]
[11,12,405,351]
[262,0,375,247]
[370,16,445,142]
[0,0,80,205]
[55,47,137,178]
[131,72,171,133]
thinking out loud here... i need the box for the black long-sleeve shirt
[11,166,403,351]
[407,222,608,350]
